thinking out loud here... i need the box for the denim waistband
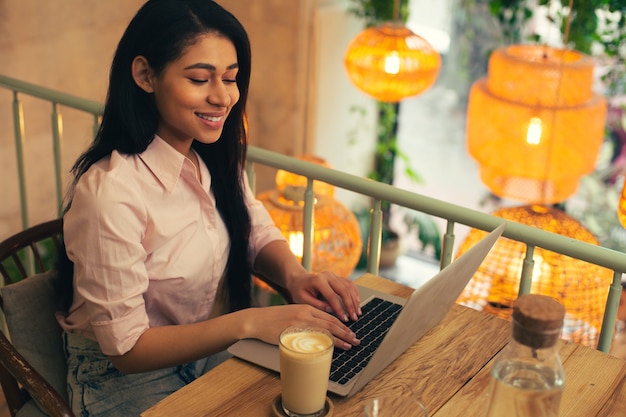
[64,331,106,357]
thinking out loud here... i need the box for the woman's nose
[207,82,231,107]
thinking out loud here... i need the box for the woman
[58,0,360,415]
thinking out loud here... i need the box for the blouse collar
[138,135,192,192]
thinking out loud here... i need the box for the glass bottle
[485,294,566,417]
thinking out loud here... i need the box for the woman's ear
[131,56,155,93]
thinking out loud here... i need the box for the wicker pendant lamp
[256,156,363,278]
[460,2,613,348]
[467,44,607,204]
[616,104,626,228]
[343,0,441,103]
[619,180,626,228]
[457,205,612,348]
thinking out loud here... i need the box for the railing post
[440,221,456,269]
[93,114,100,141]
[366,200,383,276]
[245,161,256,194]
[518,245,535,296]
[51,103,64,215]
[301,179,314,272]
[12,91,28,229]
[597,270,622,352]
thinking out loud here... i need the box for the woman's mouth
[196,113,223,122]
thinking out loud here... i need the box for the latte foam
[281,331,333,353]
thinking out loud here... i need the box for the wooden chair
[0,219,74,417]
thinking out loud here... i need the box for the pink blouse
[59,136,285,355]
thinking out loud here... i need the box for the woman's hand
[286,270,362,322]
[246,304,360,350]
[252,241,362,348]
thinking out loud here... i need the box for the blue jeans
[63,332,231,417]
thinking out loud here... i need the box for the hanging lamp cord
[541,0,576,203]
[543,0,574,50]
[393,0,400,22]
[563,0,574,46]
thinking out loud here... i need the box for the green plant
[402,210,442,260]
[353,206,441,269]
[346,0,415,192]
[347,0,424,198]
[488,0,536,44]
[346,1,442,266]
[369,102,422,186]
[347,0,410,26]
[594,2,626,96]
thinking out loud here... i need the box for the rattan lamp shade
[344,22,441,103]
[274,156,335,200]
[457,205,612,347]
[467,45,607,204]
[256,157,362,278]
[619,179,626,228]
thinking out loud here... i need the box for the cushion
[1,270,68,402]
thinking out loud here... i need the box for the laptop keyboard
[330,297,403,385]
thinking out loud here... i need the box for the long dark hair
[58,0,253,312]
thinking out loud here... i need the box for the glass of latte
[279,326,334,417]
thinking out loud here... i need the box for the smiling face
[132,33,240,155]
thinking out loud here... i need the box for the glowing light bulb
[384,51,400,74]
[507,252,551,293]
[288,231,303,258]
[526,117,543,145]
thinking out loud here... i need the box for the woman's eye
[189,78,208,84]
[223,79,237,84]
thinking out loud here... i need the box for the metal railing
[0,75,103,228]
[2,73,625,352]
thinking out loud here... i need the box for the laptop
[228,223,506,397]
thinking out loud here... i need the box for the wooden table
[142,274,626,417]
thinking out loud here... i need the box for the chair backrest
[0,219,75,417]
[0,220,63,285]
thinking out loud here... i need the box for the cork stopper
[512,294,565,348]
